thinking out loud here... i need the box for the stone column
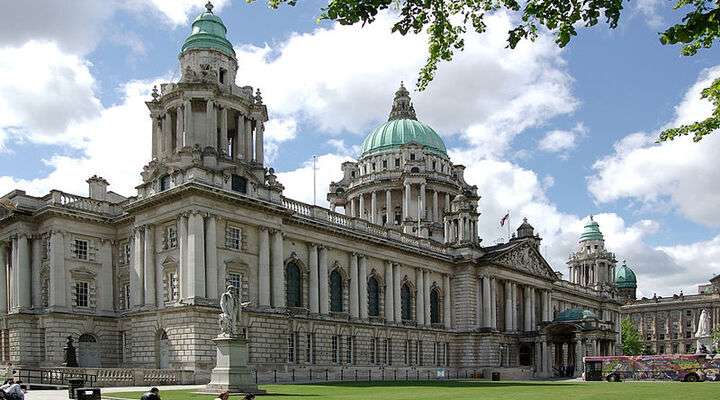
[504,281,513,332]
[458,218,465,242]
[443,274,451,329]
[541,341,548,375]
[574,341,582,376]
[445,193,451,212]
[271,229,285,308]
[490,277,497,329]
[309,243,319,314]
[258,227,270,307]
[144,225,156,307]
[205,215,218,299]
[174,109,183,151]
[432,190,439,222]
[358,255,368,319]
[187,212,206,299]
[207,99,217,148]
[184,99,192,145]
[244,118,253,162]
[358,193,365,220]
[529,287,536,329]
[350,197,356,218]
[16,234,31,310]
[178,214,188,300]
[151,116,159,157]
[548,342,555,374]
[318,246,329,315]
[132,227,145,307]
[385,190,392,225]
[349,253,359,319]
[420,183,426,219]
[403,183,410,219]
[393,263,402,322]
[162,113,171,156]
[384,261,394,323]
[510,283,517,331]
[415,268,425,325]
[370,191,377,224]
[255,122,264,164]
[0,242,7,314]
[219,107,228,156]
[482,276,491,328]
[235,115,244,160]
[523,286,531,331]
[92,239,111,311]
[423,270,431,326]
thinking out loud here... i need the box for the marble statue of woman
[695,309,711,338]
[219,285,238,337]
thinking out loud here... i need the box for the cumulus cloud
[0,41,102,148]
[276,153,354,206]
[634,0,665,29]
[234,11,576,158]
[538,122,586,156]
[588,66,720,226]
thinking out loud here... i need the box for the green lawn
[107,380,720,400]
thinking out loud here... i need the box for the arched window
[78,334,100,368]
[430,288,440,324]
[286,262,302,307]
[367,276,380,317]
[330,269,343,312]
[401,283,413,321]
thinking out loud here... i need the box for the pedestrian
[140,387,160,400]
[214,391,230,400]
[1,379,24,400]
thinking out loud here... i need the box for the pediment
[491,242,557,280]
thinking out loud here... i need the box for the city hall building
[0,3,625,383]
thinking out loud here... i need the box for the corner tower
[139,2,280,201]
[328,83,479,243]
[615,261,637,301]
[567,216,617,290]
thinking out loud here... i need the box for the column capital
[258,225,269,232]
[308,242,318,249]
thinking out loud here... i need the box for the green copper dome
[361,83,447,157]
[555,308,597,322]
[181,2,235,58]
[615,261,637,289]
[579,215,604,242]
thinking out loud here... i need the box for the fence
[251,367,484,384]
[13,368,195,387]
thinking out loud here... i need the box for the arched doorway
[156,330,169,369]
[78,334,100,367]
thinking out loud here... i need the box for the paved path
[25,385,206,400]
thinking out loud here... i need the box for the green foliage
[712,325,720,344]
[658,76,720,142]
[621,317,643,355]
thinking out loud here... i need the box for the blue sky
[1,0,719,296]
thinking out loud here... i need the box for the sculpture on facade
[694,309,712,354]
[219,285,249,337]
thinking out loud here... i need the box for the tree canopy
[259,0,720,142]
[621,317,644,355]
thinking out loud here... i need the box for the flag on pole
[500,212,510,227]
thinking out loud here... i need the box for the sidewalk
[26,385,206,400]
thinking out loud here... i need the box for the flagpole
[312,155,317,206]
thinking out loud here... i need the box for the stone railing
[16,367,196,387]
[282,198,448,255]
[46,190,124,217]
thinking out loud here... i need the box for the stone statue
[62,336,78,367]
[695,309,712,354]
[219,285,250,337]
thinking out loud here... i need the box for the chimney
[87,175,109,201]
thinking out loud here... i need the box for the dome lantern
[579,215,604,242]
[180,1,235,58]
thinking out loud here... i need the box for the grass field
[108,380,719,400]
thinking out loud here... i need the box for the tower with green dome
[615,260,637,301]
[139,1,277,203]
[328,83,480,243]
[567,216,618,291]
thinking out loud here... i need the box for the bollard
[255,370,258,384]
[368,370,371,381]
[406,370,409,381]
[274,370,277,383]
[310,369,313,381]
[341,369,344,381]
[292,369,295,382]
[355,370,358,381]
[394,370,397,380]
[382,370,385,380]
[417,370,420,380]
[326,369,329,381]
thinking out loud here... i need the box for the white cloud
[538,122,586,155]
[0,41,102,148]
[634,0,665,29]
[263,117,298,163]
[234,11,576,158]
[143,0,230,26]
[276,153,354,206]
[588,66,720,226]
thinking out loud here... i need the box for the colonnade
[443,216,479,244]
[569,260,615,287]
[152,98,264,163]
[347,184,451,225]
[477,276,552,331]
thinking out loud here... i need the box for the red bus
[583,354,720,382]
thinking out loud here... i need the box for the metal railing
[14,368,98,387]
[251,367,477,384]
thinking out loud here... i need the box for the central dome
[361,82,447,157]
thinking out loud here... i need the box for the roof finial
[388,81,416,121]
[205,1,214,13]
[590,214,594,221]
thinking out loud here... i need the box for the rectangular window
[685,310,692,316]
[226,226,242,250]
[433,342,438,365]
[395,158,400,167]
[288,333,297,363]
[372,162,376,171]
[120,242,131,265]
[347,335,354,365]
[159,175,171,191]
[226,273,242,297]
[432,161,436,170]
[231,174,247,193]
[386,338,392,366]
[122,284,130,310]
[445,342,449,366]
[305,333,312,364]
[332,335,339,364]
[168,272,179,301]
[75,281,89,307]
[73,239,88,260]
[410,153,415,160]
[417,340,423,366]
[659,333,665,340]
[685,331,692,339]
[382,160,387,169]
[405,340,411,365]
[370,338,376,364]
[163,225,177,250]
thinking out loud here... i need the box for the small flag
[500,212,510,227]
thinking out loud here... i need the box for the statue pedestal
[695,336,712,354]
[205,336,264,394]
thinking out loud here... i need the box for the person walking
[140,387,160,400]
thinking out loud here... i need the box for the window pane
[430,289,440,324]
[401,284,412,321]
[286,263,302,307]
[368,277,379,317]
[330,270,343,312]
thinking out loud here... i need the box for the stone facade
[620,275,720,354]
[0,3,623,382]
